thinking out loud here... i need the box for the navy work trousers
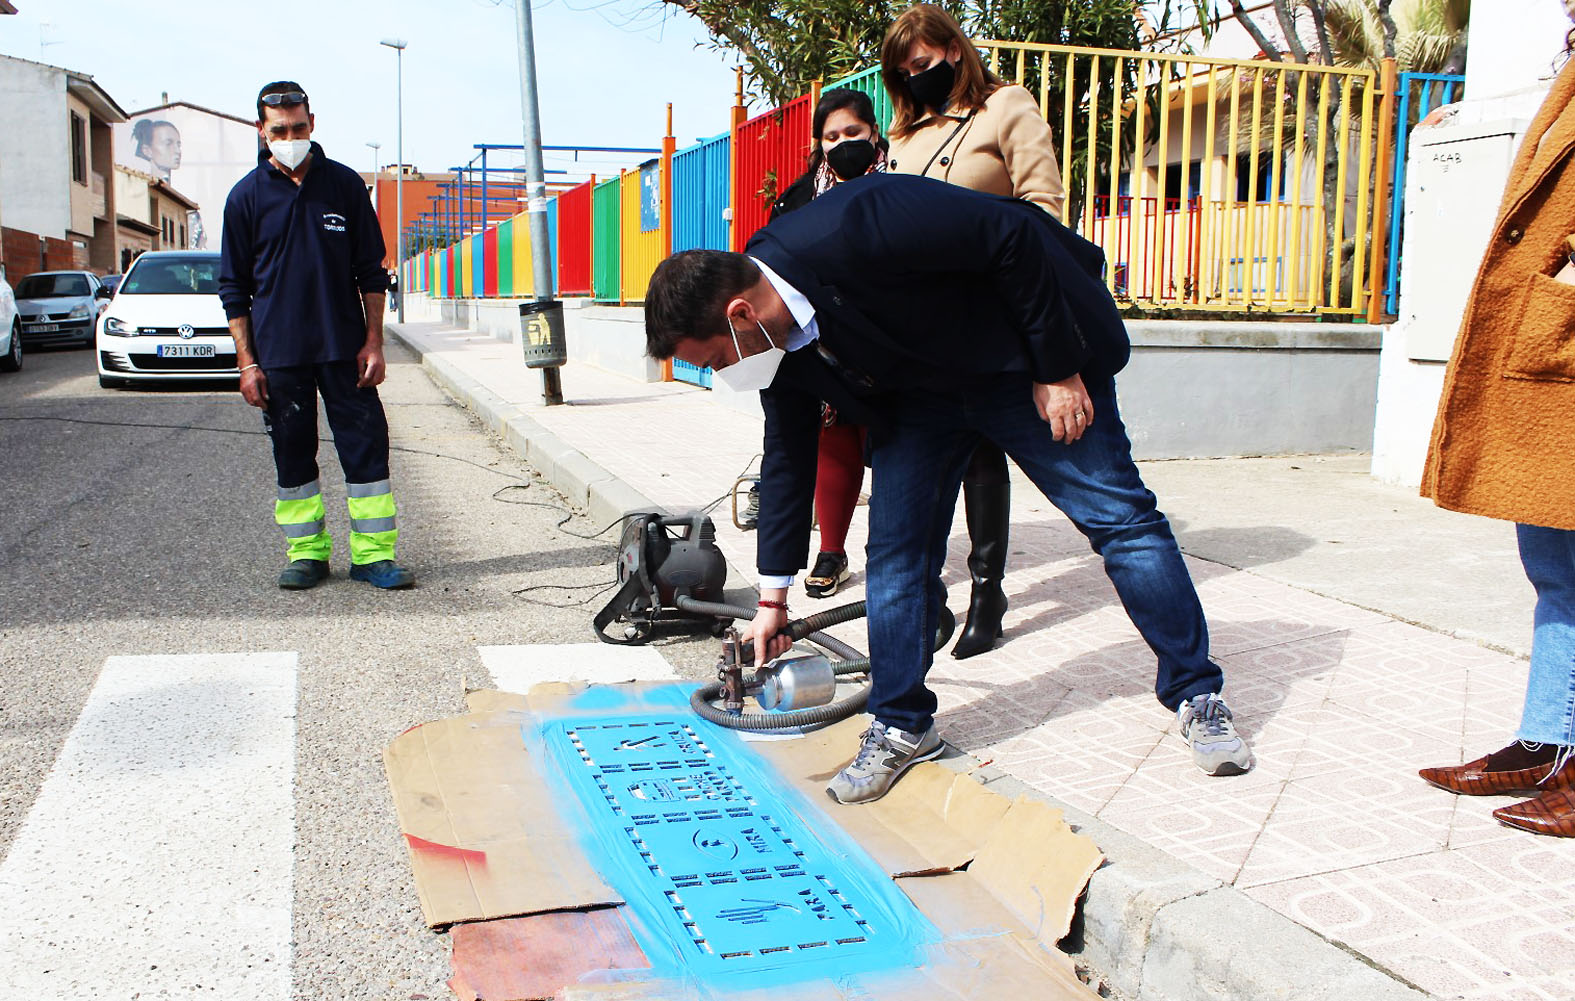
[261,361,390,490]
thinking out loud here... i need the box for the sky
[0,0,752,182]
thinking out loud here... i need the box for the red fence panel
[556,178,595,296]
[731,94,813,249]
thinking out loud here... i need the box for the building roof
[116,214,160,237]
[66,70,128,123]
[151,178,199,212]
[125,99,254,128]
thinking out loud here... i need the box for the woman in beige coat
[1418,18,1575,837]
[878,2,1067,660]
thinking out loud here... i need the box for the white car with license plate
[96,251,237,388]
[0,265,20,373]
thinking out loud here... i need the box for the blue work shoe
[349,560,415,589]
[277,559,330,590]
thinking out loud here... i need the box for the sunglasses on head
[260,91,307,107]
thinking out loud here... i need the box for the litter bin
[519,299,567,369]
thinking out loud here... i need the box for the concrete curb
[391,323,1432,1001]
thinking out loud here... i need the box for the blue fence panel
[672,132,732,253]
[671,358,713,388]
[1386,72,1466,314]
[547,197,560,295]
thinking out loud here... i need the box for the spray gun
[713,626,838,717]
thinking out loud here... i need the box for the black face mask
[825,139,878,181]
[906,58,956,113]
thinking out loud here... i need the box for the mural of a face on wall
[133,119,182,180]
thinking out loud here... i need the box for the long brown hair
[880,4,1002,139]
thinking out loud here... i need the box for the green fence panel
[826,65,893,133]
[496,218,515,298]
[592,176,623,303]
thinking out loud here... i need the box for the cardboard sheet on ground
[384,683,1105,999]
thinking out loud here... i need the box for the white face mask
[715,315,785,393]
[268,139,311,171]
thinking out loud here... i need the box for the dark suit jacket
[744,172,1130,577]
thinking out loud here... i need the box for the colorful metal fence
[409,40,1404,344]
[732,93,813,249]
[672,133,731,252]
[981,40,1387,315]
[557,178,595,296]
[621,162,666,303]
[1385,71,1465,313]
[592,175,623,303]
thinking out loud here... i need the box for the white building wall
[1467,0,1570,100]
[0,56,70,239]
[115,105,258,250]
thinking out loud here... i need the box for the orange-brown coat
[1422,61,1575,531]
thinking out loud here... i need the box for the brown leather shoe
[1419,745,1575,796]
[1494,788,1575,837]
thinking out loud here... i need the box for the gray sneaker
[826,720,944,805]
[1178,694,1254,776]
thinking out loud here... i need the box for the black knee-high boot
[953,449,1010,660]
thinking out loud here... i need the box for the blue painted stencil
[539,714,930,983]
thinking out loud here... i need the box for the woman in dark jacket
[768,88,889,601]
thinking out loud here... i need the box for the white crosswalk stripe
[479,642,680,693]
[0,644,688,999]
[0,653,297,1000]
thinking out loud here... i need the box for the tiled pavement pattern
[394,320,1574,1001]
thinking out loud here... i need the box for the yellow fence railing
[980,40,1390,316]
[620,167,666,304]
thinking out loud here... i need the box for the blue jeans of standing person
[864,373,1224,735]
[1517,524,1575,747]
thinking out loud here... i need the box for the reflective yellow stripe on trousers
[346,479,397,565]
[275,479,331,562]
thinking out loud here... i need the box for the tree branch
[1308,0,1334,65]
[1272,0,1311,63]
[1376,0,1398,60]
[1229,0,1285,61]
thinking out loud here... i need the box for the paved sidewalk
[389,315,1571,1001]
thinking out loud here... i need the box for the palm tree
[1323,0,1469,74]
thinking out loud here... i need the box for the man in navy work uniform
[643,173,1253,804]
[220,81,414,590]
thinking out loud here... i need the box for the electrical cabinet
[1399,118,1529,362]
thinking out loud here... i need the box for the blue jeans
[864,374,1223,734]
[1516,524,1575,747]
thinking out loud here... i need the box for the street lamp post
[380,37,407,324]
[513,0,563,404]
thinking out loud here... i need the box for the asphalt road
[0,341,728,998]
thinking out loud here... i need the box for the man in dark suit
[644,173,1252,804]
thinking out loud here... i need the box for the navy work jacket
[218,142,389,368]
[743,172,1131,577]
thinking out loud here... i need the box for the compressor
[591,512,731,644]
[591,511,952,730]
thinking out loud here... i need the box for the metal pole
[514,0,563,405]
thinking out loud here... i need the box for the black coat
[744,172,1130,577]
[770,169,817,220]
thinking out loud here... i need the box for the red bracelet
[758,599,788,611]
